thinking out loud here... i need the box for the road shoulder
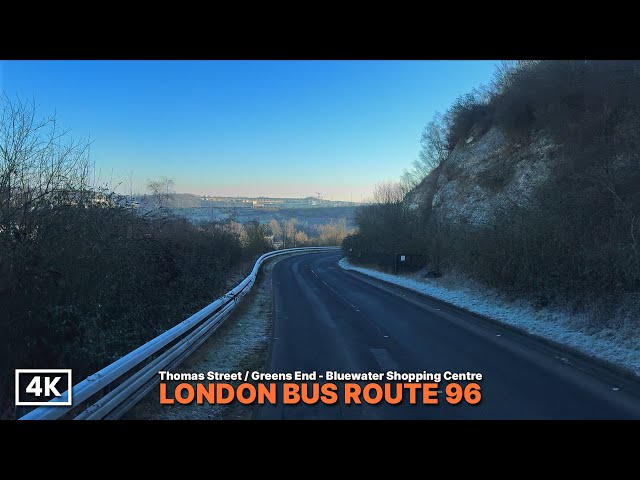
[339,257,640,384]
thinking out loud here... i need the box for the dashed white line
[310,267,360,312]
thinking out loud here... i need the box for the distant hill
[136,193,360,210]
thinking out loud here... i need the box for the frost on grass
[130,262,276,420]
[339,258,640,376]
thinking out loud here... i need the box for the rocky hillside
[406,126,559,228]
[346,60,640,319]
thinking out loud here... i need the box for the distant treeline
[135,192,358,209]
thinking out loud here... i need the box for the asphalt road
[253,252,640,419]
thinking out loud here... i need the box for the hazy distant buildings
[137,192,361,211]
[195,195,358,209]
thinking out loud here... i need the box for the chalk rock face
[405,126,561,229]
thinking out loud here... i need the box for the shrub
[444,91,493,150]
[1,204,246,418]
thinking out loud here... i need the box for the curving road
[253,252,640,419]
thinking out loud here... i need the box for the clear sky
[1,60,498,201]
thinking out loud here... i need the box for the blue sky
[1,60,498,201]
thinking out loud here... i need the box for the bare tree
[284,218,298,248]
[146,176,175,211]
[401,114,448,190]
[373,180,405,205]
[294,230,309,246]
[268,218,283,248]
[244,220,270,254]
[318,218,350,246]
[125,170,135,203]
[0,93,92,235]
[420,115,448,168]
[226,220,248,245]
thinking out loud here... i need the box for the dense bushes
[443,61,640,151]
[445,92,494,150]
[345,181,428,267]
[453,60,640,304]
[0,202,254,417]
[244,220,272,255]
[0,95,273,418]
[440,170,640,315]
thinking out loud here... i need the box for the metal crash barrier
[20,246,340,420]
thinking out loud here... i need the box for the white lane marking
[612,387,620,391]
[370,348,399,371]
[310,267,360,312]
[496,334,501,337]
